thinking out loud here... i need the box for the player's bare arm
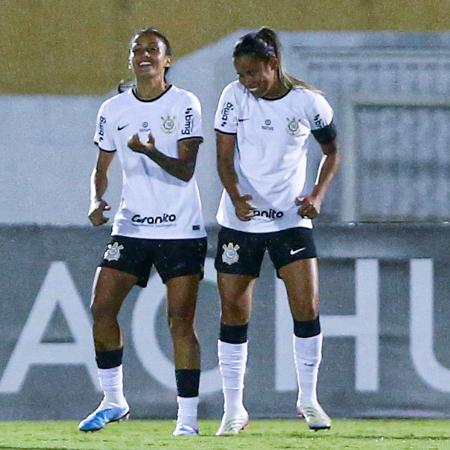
[216,131,255,221]
[127,132,200,182]
[88,150,115,226]
[297,138,340,219]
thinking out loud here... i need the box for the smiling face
[234,54,282,98]
[129,32,171,80]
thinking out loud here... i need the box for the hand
[88,199,111,226]
[127,132,155,155]
[296,195,321,219]
[233,194,256,221]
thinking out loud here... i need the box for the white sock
[218,340,248,415]
[97,365,127,408]
[176,396,199,428]
[293,333,323,406]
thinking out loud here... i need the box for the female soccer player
[214,27,340,434]
[79,27,206,436]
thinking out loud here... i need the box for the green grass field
[0,419,449,450]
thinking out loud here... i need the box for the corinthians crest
[222,242,240,265]
[104,242,124,262]
[286,117,301,137]
[161,115,176,134]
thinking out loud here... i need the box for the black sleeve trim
[214,128,237,136]
[177,136,204,143]
[94,142,116,152]
[311,121,337,145]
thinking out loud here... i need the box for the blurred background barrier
[1,223,449,420]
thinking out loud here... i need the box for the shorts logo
[286,117,302,136]
[104,242,124,262]
[222,242,240,265]
[161,115,176,134]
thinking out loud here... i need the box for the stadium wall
[1,224,450,419]
[2,0,450,95]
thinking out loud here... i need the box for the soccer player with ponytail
[214,27,340,434]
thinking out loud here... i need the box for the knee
[303,303,319,320]
[294,283,320,318]
[221,300,249,324]
[90,300,116,324]
[168,313,195,337]
[293,298,319,322]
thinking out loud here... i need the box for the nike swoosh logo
[290,247,306,255]
[117,124,129,131]
[238,118,250,122]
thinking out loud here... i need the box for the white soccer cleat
[297,402,331,431]
[216,409,249,435]
[172,423,199,436]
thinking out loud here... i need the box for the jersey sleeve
[306,92,337,144]
[177,93,204,142]
[306,92,334,130]
[214,83,238,135]
[93,101,116,151]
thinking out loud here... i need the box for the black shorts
[215,226,317,277]
[100,235,207,287]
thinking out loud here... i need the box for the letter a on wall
[0,261,99,393]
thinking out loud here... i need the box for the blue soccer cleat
[79,404,130,432]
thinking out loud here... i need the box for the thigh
[99,235,153,287]
[152,237,207,284]
[91,266,138,316]
[278,258,320,321]
[215,227,266,277]
[267,227,317,274]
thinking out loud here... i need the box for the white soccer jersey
[214,80,334,233]
[94,86,206,239]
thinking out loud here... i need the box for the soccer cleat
[297,401,331,431]
[216,409,249,435]
[172,423,199,436]
[78,404,130,432]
